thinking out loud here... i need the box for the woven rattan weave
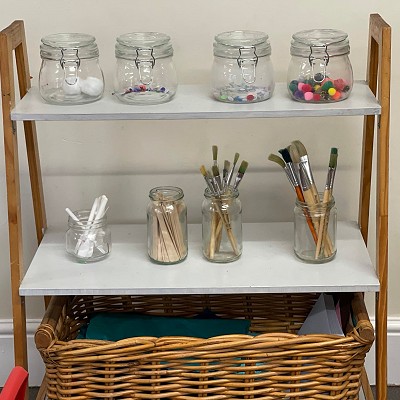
[36,293,373,399]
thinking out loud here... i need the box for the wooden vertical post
[358,14,391,400]
[0,20,48,388]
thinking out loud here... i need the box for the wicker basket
[35,293,373,400]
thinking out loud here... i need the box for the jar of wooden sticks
[202,187,242,263]
[147,186,188,264]
[294,194,337,263]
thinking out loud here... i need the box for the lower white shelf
[19,221,379,296]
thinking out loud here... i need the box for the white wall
[0,0,399,382]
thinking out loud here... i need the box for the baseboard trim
[1,317,399,387]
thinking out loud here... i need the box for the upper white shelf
[19,222,379,296]
[11,81,380,121]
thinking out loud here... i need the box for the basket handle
[35,296,69,350]
[351,292,374,342]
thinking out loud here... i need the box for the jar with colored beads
[114,32,178,105]
[212,30,274,104]
[39,33,104,105]
[287,29,353,103]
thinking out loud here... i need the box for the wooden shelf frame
[0,15,391,400]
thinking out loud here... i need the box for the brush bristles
[200,165,207,177]
[329,148,338,168]
[289,143,301,163]
[268,153,285,169]
[292,140,308,157]
[212,145,218,161]
[224,160,230,171]
[212,165,220,177]
[278,148,292,164]
[238,160,248,174]
[234,152,240,164]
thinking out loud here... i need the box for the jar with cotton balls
[39,33,104,105]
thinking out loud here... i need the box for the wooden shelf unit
[0,15,391,400]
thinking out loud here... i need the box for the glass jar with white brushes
[147,187,188,265]
[65,195,111,262]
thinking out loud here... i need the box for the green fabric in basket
[78,311,251,341]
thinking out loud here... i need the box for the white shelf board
[11,81,381,121]
[19,221,379,296]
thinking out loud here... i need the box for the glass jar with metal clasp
[287,29,353,103]
[212,30,274,103]
[113,32,178,104]
[39,33,104,105]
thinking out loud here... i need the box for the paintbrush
[212,145,219,167]
[275,149,318,244]
[227,152,240,187]
[315,148,338,258]
[292,140,319,203]
[268,154,295,190]
[223,160,231,188]
[212,165,223,192]
[233,160,249,190]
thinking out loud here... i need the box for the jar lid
[213,30,271,58]
[115,32,173,60]
[40,33,99,60]
[290,29,350,57]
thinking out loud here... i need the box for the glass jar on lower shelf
[114,32,178,105]
[39,33,104,105]
[294,195,337,263]
[66,210,111,262]
[202,187,242,262]
[147,186,188,264]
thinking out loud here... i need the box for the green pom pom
[321,81,334,91]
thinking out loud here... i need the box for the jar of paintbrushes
[202,187,242,263]
[294,194,337,263]
[147,186,188,264]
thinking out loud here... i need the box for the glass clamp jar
[287,29,353,103]
[39,33,104,105]
[202,187,242,263]
[114,32,178,104]
[294,194,337,263]
[66,210,111,262]
[212,30,274,103]
[147,187,188,264]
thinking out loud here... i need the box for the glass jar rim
[67,209,107,229]
[204,186,239,199]
[214,30,271,58]
[149,186,184,202]
[115,32,173,60]
[290,29,350,57]
[295,195,335,210]
[40,33,99,60]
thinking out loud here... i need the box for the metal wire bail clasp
[60,48,80,86]
[135,48,156,86]
[308,45,329,82]
[237,46,258,84]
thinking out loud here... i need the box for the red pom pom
[246,94,255,101]
[313,93,321,101]
[334,79,346,91]
[301,83,312,93]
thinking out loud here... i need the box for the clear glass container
[212,30,274,103]
[66,210,111,262]
[114,32,178,104]
[202,187,242,262]
[294,195,337,263]
[287,29,353,103]
[147,186,187,264]
[39,33,104,105]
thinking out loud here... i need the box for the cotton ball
[79,77,104,97]
[62,78,81,95]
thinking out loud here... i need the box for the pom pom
[246,94,255,101]
[80,77,104,97]
[332,91,341,100]
[304,92,313,101]
[313,93,321,101]
[301,83,312,93]
[62,79,81,95]
[297,82,304,91]
[333,78,346,91]
[328,88,337,96]
[289,80,298,93]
